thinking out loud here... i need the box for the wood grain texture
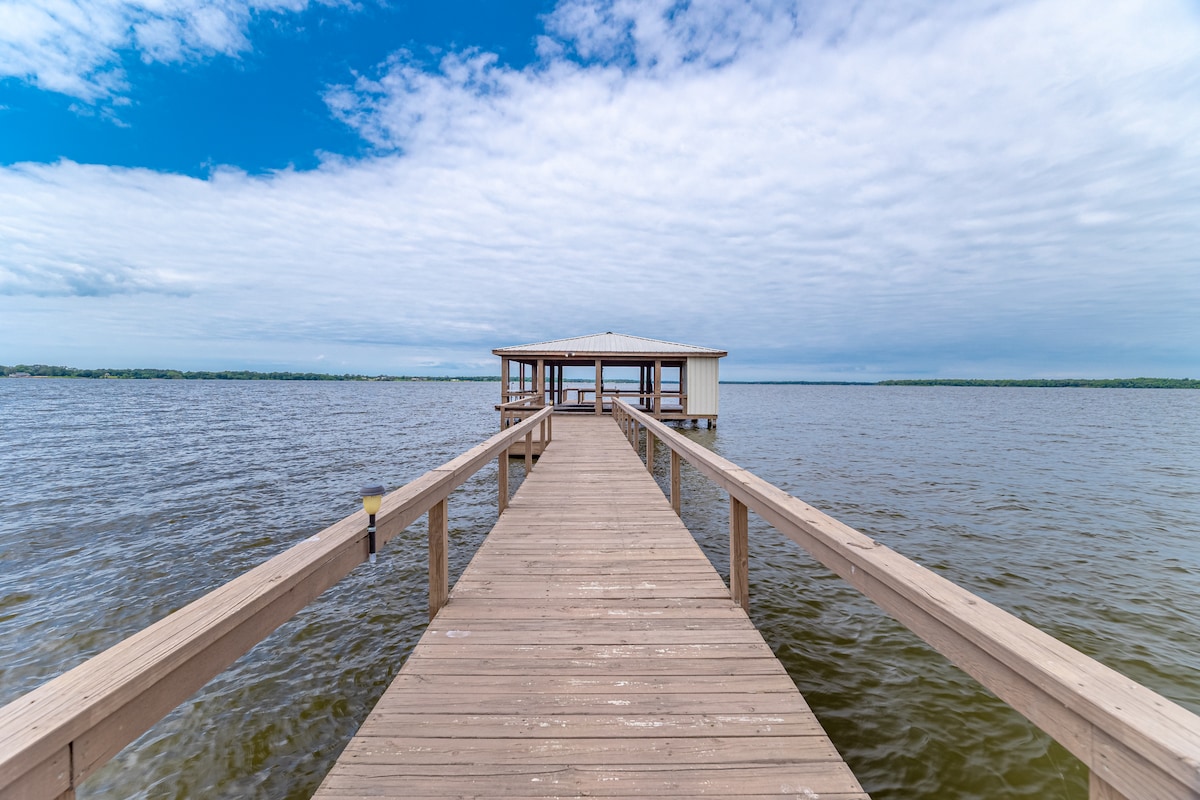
[729,496,749,611]
[428,498,448,620]
[312,415,867,799]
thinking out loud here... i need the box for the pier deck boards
[312,415,868,799]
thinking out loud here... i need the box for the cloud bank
[2,0,1198,379]
[0,0,318,99]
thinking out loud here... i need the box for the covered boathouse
[494,332,727,425]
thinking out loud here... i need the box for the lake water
[1,380,1197,799]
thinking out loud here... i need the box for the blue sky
[1,0,1198,380]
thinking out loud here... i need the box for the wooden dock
[312,415,868,799]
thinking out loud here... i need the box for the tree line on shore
[0,365,498,381]
[3,365,1196,388]
[876,378,1198,388]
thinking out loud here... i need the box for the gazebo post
[594,360,602,415]
[500,357,509,405]
[654,360,663,417]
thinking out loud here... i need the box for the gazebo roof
[493,332,726,359]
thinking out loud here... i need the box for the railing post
[729,496,749,610]
[428,498,449,620]
[525,429,533,472]
[498,452,509,513]
[540,418,547,454]
[670,450,681,516]
[646,431,655,471]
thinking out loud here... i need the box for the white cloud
[544,0,819,69]
[0,0,314,99]
[2,0,1199,378]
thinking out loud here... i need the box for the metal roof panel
[493,332,726,356]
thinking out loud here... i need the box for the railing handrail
[612,400,1200,800]
[600,390,688,410]
[601,390,683,398]
[0,406,553,799]
[499,397,544,410]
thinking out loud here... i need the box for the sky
[1,0,1198,381]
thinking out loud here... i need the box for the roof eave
[492,349,727,359]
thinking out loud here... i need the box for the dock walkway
[312,415,867,799]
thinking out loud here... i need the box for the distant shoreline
[874,378,1199,388]
[0,365,497,382]
[3,365,1197,388]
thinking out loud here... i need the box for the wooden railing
[500,389,540,405]
[612,400,1200,800]
[498,398,551,477]
[499,395,543,425]
[601,390,685,412]
[0,406,553,800]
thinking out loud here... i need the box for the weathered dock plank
[311,415,868,799]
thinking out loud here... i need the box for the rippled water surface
[1,380,1197,799]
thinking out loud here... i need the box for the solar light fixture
[360,485,385,564]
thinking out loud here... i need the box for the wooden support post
[546,413,552,443]
[671,450,681,516]
[646,431,655,471]
[729,496,749,610]
[540,418,546,453]
[498,453,509,513]
[594,360,603,415]
[428,499,448,620]
[500,356,509,407]
[654,360,662,416]
[525,430,533,473]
